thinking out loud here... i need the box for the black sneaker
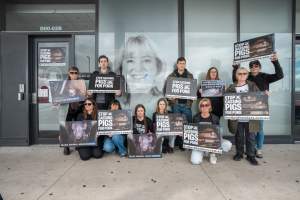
[233,154,243,161]
[246,156,259,166]
[162,145,168,154]
[63,147,70,155]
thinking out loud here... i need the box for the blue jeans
[172,104,192,123]
[103,135,127,156]
[256,120,264,150]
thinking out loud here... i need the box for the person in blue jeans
[164,57,194,150]
[102,100,127,157]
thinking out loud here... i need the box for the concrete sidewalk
[0,144,299,200]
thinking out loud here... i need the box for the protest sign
[183,124,222,154]
[155,113,187,136]
[59,120,97,147]
[127,133,163,158]
[234,34,275,63]
[49,80,86,104]
[165,77,197,100]
[201,80,225,97]
[224,92,269,120]
[97,110,132,135]
[88,75,121,93]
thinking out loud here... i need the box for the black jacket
[164,68,194,107]
[90,69,116,109]
[193,113,220,125]
[232,60,284,91]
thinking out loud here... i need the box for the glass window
[240,0,292,135]
[184,0,237,135]
[6,4,95,31]
[98,0,178,116]
[75,35,96,73]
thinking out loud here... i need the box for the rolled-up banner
[224,92,269,120]
[97,110,132,135]
[88,74,121,93]
[49,80,86,104]
[127,133,163,158]
[183,123,222,154]
[165,77,197,100]
[155,113,187,136]
[234,33,275,63]
[201,80,225,97]
[59,120,97,147]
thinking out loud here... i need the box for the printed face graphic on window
[122,42,158,93]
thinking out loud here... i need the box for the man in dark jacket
[165,57,194,150]
[89,55,121,110]
[233,53,284,158]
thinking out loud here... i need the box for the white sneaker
[209,153,217,164]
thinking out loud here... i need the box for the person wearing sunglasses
[61,66,85,156]
[191,98,232,165]
[227,67,260,165]
[76,98,105,161]
[232,53,283,158]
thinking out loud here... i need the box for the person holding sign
[152,98,174,153]
[165,57,194,150]
[232,53,283,158]
[191,98,232,165]
[76,98,105,161]
[133,104,154,135]
[227,68,260,165]
[89,55,121,110]
[197,67,224,118]
[60,66,85,156]
[102,100,127,157]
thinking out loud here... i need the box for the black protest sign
[97,110,132,135]
[49,80,86,104]
[59,120,97,147]
[165,77,197,100]
[183,124,222,154]
[127,133,163,158]
[224,92,269,120]
[201,80,225,97]
[234,34,274,62]
[88,74,121,93]
[155,113,187,136]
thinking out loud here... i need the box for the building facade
[0,0,299,145]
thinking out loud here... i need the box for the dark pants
[77,135,105,161]
[235,122,256,157]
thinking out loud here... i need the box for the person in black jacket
[76,98,105,161]
[89,55,121,110]
[133,104,153,135]
[197,67,224,118]
[63,66,85,155]
[232,53,284,158]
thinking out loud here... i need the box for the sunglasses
[200,104,210,108]
[84,103,93,106]
[238,73,248,76]
[69,71,78,75]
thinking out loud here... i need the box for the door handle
[32,92,37,104]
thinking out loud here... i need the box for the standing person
[232,53,284,158]
[191,98,232,165]
[62,66,85,155]
[152,98,174,153]
[165,57,194,150]
[76,98,105,161]
[89,55,121,110]
[197,67,224,118]
[102,100,127,157]
[227,67,260,165]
